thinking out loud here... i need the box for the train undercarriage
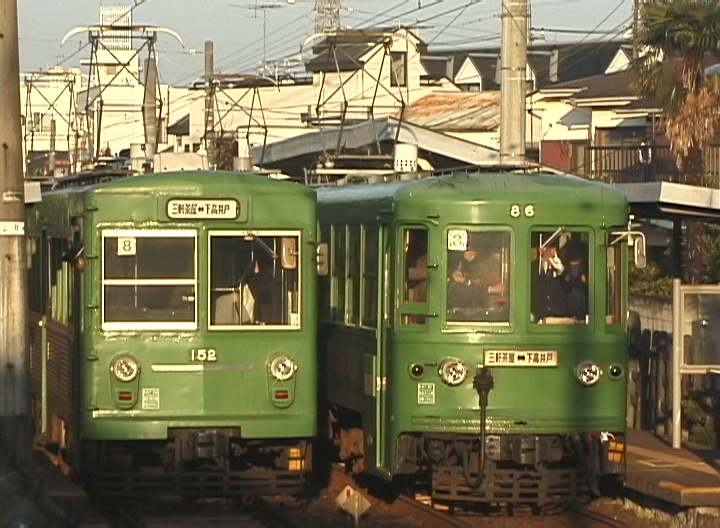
[402,432,625,506]
[330,408,625,507]
[44,417,311,497]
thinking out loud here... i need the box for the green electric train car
[316,170,645,507]
[26,170,318,496]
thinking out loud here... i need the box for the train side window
[606,237,624,325]
[318,225,332,320]
[447,229,510,324]
[530,230,589,325]
[331,225,346,322]
[48,236,74,325]
[348,225,361,325]
[209,232,300,328]
[27,237,44,314]
[362,225,379,327]
[404,229,428,303]
[402,228,428,326]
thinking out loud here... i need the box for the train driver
[214,285,254,325]
[62,242,86,271]
[447,234,503,311]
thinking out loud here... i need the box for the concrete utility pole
[204,40,216,168]
[0,0,31,466]
[499,0,529,164]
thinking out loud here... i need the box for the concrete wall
[630,295,672,335]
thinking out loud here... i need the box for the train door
[69,221,83,447]
[374,224,392,476]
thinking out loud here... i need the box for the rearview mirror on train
[317,243,329,276]
[632,234,647,269]
[281,237,298,269]
[611,230,647,269]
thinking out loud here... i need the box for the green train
[316,170,645,507]
[26,170,318,496]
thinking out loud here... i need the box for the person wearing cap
[62,242,85,271]
[448,234,503,310]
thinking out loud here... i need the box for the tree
[632,0,720,282]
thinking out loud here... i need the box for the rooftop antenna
[230,3,285,69]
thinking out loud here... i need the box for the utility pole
[632,0,646,61]
[499,0,529,164]
[204,40,216,168]
[0,0,31,466]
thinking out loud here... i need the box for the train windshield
[209,231,300,329]
[446,229,511,323]
[102,230,197,331]
[530,230,590,325]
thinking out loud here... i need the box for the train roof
[41,170,315,199]
[317,170,627,210]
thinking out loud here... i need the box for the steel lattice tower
[314,0,341,34]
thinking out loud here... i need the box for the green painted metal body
[26,171,318,462]
[317,171,630,479]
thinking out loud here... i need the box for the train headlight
[269,356,297,381]
[439,359,467,386]
[111,356,139,382]
[575,360,602,386]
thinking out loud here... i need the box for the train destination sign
[167,199,239,219]
[485,350,558,367]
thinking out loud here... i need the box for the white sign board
[167,199,239,220]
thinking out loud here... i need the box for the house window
[391,52,407,87]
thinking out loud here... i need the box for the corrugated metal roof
[403,92,501,131]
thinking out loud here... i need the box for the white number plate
[485,350,558,367]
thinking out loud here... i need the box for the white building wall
[531,98,591,142]
[184,29,456,150]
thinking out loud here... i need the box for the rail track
[47,457,634,527]
[295,465,631,528]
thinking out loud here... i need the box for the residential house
[169,27,460,161]
[424,39,631,92]
[531,60,720,184]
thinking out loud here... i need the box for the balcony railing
[586,144,720,186]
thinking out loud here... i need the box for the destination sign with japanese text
[485,350,558,367]
[167,199,239,220]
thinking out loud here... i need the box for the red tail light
[274,389,290,400]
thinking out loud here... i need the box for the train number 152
[190,348,218,362]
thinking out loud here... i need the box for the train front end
[387,173,640,506]
[31,171,317,496]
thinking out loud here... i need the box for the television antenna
[230,3,286,66]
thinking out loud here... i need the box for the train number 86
[510,204,535,218]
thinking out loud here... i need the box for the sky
[17,0,634,86]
